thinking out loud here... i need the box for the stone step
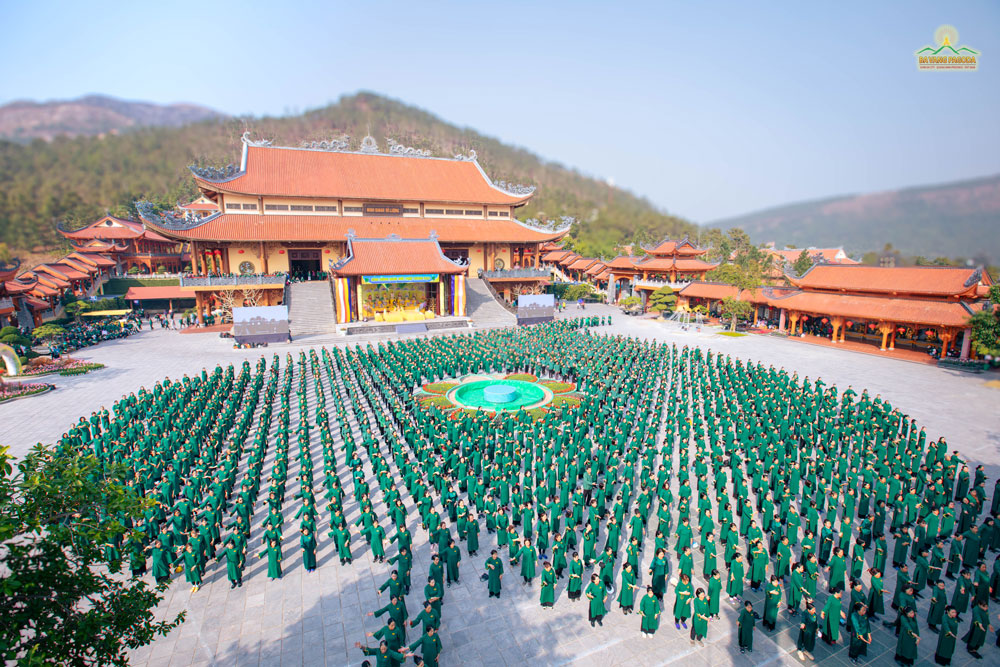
[465,278,516,328]
[287,280,337,335]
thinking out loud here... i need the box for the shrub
[540,380,575,393]
[127,266,140,275]
[504,373,538,382]
[550,395,582,408]
[418,395,454,408]
[422,381,458,395]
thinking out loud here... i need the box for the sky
[1,0,998,223]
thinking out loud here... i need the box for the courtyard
[2,307,998,667]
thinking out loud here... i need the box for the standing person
[443,539,461,586]
[540,560,557,609]
[407,626,442,667]
[821,589,844,644]
[691,588,710,647]
[639,586,660,638]
[895,607,920,666]
[848,603,871,664]
[728,551,745,602]
[617,562,638,613]
[567,552,584,601]
[300,527,317,572]
[935,606,959,665]
[738,600,755,654]
[762,575,781,631]
[796,600,819,661]
[707,569,722,619]
[585,573,607,627]
[673,572,693,629]
[511,537,537,584]
[485,550,504,598]
[961,600,991,659]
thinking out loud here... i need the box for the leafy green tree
[563,283,594,301]
[63,301,90,322]
[0,445,184,665]
[719,296,753,331]
[968,284,1000,356]
[619,296,641,308]
[31,323,66,343]
[647,286,677,313]
[792,249,814,276]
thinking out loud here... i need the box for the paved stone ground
[2,308,998,667]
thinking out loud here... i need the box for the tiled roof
[60,215,145,240]
[789,264,988,296]
[125,286,189,301]
[769,247,857,264]
[3,280,33,294]
[678,282,761,301]
[49,262,90,280]
[567,257,597,271]
[25,296,51,311]
[197,145,531,205]
[141,214,564,244]
[178,201,219,211]
[763,291,975,328]
[635,257,717,272]
[331,236,466,277]
[585,262,607,276]
[540,241,563,252]
[542,250,573,262]
[643,238,707,257]
[605,255,642,270]
[69,252,116,267]
[59,257,98,275]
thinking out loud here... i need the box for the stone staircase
[466,278,516,328]
[287,281,337,337]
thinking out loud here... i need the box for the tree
[31,324,66,344]
[0,445,184,664]
[619,296,640,309]
[63,301,90,323]
[563,284,594,302]
[968,284,1000,357]
[719,296,753,331]
[792,249,814,276]
[707,241,771,330]
[647,286,677,313]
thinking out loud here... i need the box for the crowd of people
[48,314,142,356]
[53,318,1000,666]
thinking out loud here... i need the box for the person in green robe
[639,586,660,637]
[762,575,781,631]
[300,527,317,572]
[407,626,442,667]
[934,606,959,665]
[866,568,884,619]
[707,569,722,618]
[649,547,668,600]
[485,550,504,598]
[820,589,844,644]
[443,539,461,586]
[355,640,406,667]
[585,573,607,627]
[895,607,920,666]
[673,572,693,628]
[216,538,244,588]
[567,551,584,601]
[738,600,755,653]
[617,562,637,613]
[540,560,557,608]
[691,588,710,646]
[848,602,871,663]
[796,601,818,660]
[511,538,538,584]
[927,580,948,631]
[727,552,745,602]
[961,600,990,659]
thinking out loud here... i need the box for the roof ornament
[386,138,431,157]
[241,131,272,147]
[300,136,351,152]
[359,134,381,154]
[494,180,537,196]
[521,215,574,233]
[135,201,216,230]
[189,164,240,181]
[964,267,983,287]
[453,149,477,162]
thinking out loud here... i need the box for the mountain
[0,92,695,257]
[709,174,1000,263]
[0,94,226,141]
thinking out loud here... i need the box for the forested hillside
[0,92,695,259]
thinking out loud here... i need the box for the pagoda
[604,238,717,303]
[58,215,187,273]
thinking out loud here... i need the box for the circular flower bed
[17,358,105,377]
[0,381,55,403]
[416,372,585,419]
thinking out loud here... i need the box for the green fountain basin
[448,379,551,412]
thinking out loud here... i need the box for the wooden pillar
[889,328,896,351]
[789,312,800,335]
[778,308,786,332]
[831,316,844,343]
[960,327,972,360]
[878,322,893,351]
[190,242,198,274]
[195,291,204,325]
[534,244,540,268]
[940,329,955,356]
[260,242,269,274]
[753,306,759,326]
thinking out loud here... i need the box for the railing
[631,277,689,290]
[481,267,551,279]
[477,274,517,315]
[180,274,288,287]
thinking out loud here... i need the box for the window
[445,209,463,215]
[465,210,481,216]
[403,208,419,214]
[242,203,257,210]
[265,204,289,211]
[344,206,363,213]
[497,211,509,217]
[226,203,241,210]
[290,205,313,211]
[426,208,444,215]
[315,205,338,212]
[488,211,499,217]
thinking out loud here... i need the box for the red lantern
[238,249,245,254]
[821,318,828,324]
[324,249,331,254]
[278,250,285,254]
[846,320,853,327]
[802,315,809,321]
[213,249,221,255]
[897,327,905,334]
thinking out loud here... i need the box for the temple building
[678,264,993,358]
[604,238,718,304]
[136,133,567,323]
[58,215,187,273]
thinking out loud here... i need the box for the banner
[233,306,289,344]
[517,293,555,326]
[362,274,438,284]
[452,274,466,317]
[334,278,351,324]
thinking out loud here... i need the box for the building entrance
[289,249,322,276]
